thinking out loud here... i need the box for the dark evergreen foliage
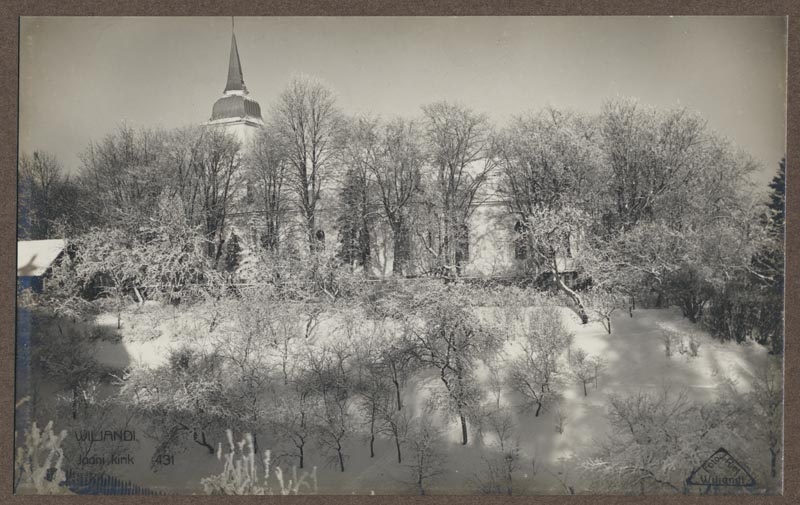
[336,168,371,268]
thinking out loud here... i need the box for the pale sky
[19,16,787,187]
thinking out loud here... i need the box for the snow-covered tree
[363,117,425,274]
[405,420,446,495]
[567,348,601,397]
[409,284,501,444]
[581,386,747,494]
[120,346,238,460]
[307,343,353,472]
[418,101,496,277]
[506,307,572,416]
[246,125,290,252]
[585,288,626,334]
[496,107,604,322]
[271,76,343,251]
[269,375,318,470]
[379,402,411,464]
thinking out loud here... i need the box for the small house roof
[17,239,66,277]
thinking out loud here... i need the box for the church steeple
[224,26,247,94]
[208,17,264,137]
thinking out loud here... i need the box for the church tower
[207,21,264,145]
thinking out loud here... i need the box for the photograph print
[14,16,786,495]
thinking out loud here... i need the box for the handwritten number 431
[153,454,174,466]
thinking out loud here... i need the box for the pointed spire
[224,18,247,94]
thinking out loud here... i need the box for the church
[204,28,576,280]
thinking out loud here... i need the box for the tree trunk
[392,230,403,275]
[583,381,588,397]
[337,445,345,472]
[133,285,144,305]
[299,443,304,469]
[535,402,542,417]
[552,267,588,324]
[369,415,376,458]
[393,378,403,411]
[460,414,468,445]
[395,433,402,463]
[72,387,78,420]
[389,361,403,411]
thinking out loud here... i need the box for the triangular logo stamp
[687,448,756,487]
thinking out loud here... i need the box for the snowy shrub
[31,323,109,422]
[664,265,715,323]
[469,443,522,495]
[704,278,783,354]
[494,287,525,340]
[14,419,68,494]
[580,387,748,494]
[661,329,676,358]
[688,336,701,357]
[201,430,317,495]
[660,328,701,359]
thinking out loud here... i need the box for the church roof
[210,94,263,124]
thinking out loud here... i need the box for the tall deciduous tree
[247,125,289,252]
[337,129,376,268]
[496,108,604,322]
[599,99,706,229]
[187,128,242,262]
[420,102,496,277]
[18,151,64,239]
[272,77,342,251]
[78,125,166,232]
[351,117,425,275]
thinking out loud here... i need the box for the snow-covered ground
[86,303,769,495]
